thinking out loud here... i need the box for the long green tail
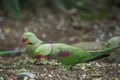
[87,45,120,61]
[89,45,120,53]
[0,49,25,56]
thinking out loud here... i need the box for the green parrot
[22,32,44,58]
[22,32,120,65]
[106,36,120,48]
[34,43,120,65]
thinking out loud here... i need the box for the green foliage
[2,0,106,21]
[62,0,90,12]
[0,64,4,68]
[18,68,29,73]
[80,12,107,20]
[52,0,68,13]
[1,0,91,21]
[0,73,7,80]
[3,0,21,21]
[51,0,90,13]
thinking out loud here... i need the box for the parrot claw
[34,60,40,65]
[34,59,49,65]
[34,61,44,65]
[34,59,44,65]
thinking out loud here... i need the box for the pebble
[17,72,38,80]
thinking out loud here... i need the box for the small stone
[17,72,38,79]
[92,78,102,80]
[41,33,47,38]
[3,27,11,34]
[114,77,119,80]
[24,27,29,32]
[48,74,53,78]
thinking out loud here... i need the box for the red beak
[22,37,28,43]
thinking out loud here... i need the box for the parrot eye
[22,37,28,43]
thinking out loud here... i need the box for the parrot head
[22,32,39,44]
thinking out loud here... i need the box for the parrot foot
[34,59,47,65]
[34,54,48,65]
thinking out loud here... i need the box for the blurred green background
[1,0,120,21]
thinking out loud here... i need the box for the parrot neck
[38,40,44,44]
[118,36,120,44]
[31,38,45,45]
[49,44,54,54]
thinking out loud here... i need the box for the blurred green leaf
[0,73,7,80]
[3,0,21,21]
[51,0,90,13]
[80,12,107,20]
[63,0,90,12]
[52,0,68,13]
[0,64,4,68]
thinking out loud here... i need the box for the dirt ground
[0,2,120,80]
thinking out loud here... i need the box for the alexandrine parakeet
[22,32,44,58]
[106,36,120,48]
[35,43,120,65]
[22,32,120,65]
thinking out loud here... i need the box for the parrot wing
[35,44,52,56]
[56,46,93,65]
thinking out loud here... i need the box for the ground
[0,2,120,80]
